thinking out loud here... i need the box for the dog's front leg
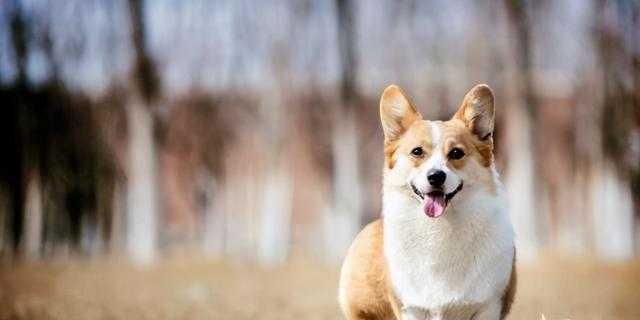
[401,306,426,320]
[471,300,501,320]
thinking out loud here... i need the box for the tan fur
[379,85,422,145]
[386,120,494,170]
[382,85,494,171]
[339,220,398,320]
[339,84,516,320]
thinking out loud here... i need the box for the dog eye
[410,147,424,157]
[448,148,465,160]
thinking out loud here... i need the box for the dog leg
[471,300,501,320]
[401,307,426,320]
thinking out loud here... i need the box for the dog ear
[454,84,495,141]
[380,85,422,144]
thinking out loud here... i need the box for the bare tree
[502,0,543,260]
[326,0,364,261]
[125,0,160,264]
[590,0,637,260]
[257,70,293,265]
[5,0,29,257]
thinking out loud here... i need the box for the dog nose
[427,169,446,187]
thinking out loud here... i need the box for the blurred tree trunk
[336,0,358,105]
[591,0,636,260]
[7,0,28,257]
[589,163,634,260]
[326,0,363,262]
[9,0,27,87]
[258,158,292,265]
[126,0,160,264]
[633,5,640,250]
[22,170,43,260]
[202,173,225,256]
[126,100,158,263]
[110,182,127,253]
[502,0,543,260]
[257,46,293,265]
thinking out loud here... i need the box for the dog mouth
[411,182,463,218]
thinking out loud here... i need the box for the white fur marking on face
[412,121,462,195]
[427,121,446,169]
[387,156,414,187]
[430,121,443,147]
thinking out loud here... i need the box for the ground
[1,254,639,320]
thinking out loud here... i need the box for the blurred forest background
[0,0,640,319]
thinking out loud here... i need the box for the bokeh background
[1,0,639,319]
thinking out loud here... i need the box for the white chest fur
[383,187,514,316]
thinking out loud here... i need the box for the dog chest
[383,205,514,312]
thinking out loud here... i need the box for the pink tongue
[424,194,446,218]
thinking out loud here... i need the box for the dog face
[380,84,496,218]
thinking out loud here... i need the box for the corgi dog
[339,84,516,320]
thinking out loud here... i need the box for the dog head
[380,84,497,218]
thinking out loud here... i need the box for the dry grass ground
[1,254,639,320]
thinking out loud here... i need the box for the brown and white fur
[339,84,516,320]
